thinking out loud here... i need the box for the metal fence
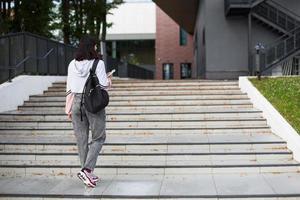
[256,27,300,75]
[0,32,154,83]
[253,1,300,33]
[127,63,153,79]
[0,32,77,83]
[107,57,153,79]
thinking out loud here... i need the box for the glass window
[163,63,174,80]
[180,63,192,79]
[179,28,188,46]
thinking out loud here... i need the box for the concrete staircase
[0,79,300,199]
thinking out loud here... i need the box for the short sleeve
[96,60,109,88]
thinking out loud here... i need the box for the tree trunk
[12,0,21,32]
[101,0,107,67]
[62,0,71,44]
[79,0,83,31]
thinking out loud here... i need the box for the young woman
[66,35,112,187]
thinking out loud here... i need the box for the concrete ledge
[239,76,300,162]
[0,75,66,113]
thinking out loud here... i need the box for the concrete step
[23,99,252,107]
[3,107,263,115]
[29,94,249,101]
[0,143,288,154]
[0,150,293,162]
[0,120,268,129]
[36,91,248,97]
[1,159,300,178]
[0,133,284,145]
[53,80,238,87]
[17,105,254,112]
[0,153,294,168]
[43,90,245,96]
[0,112,264,121]
[47,85,241,92]
[0,128,273,137]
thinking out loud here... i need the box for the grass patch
[250,76,300,134]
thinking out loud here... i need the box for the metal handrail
[0,49,53,70]
[263,26,300,48]
[0,32,80,84]
[251,0,300,78]
[253,2,300,33]
[0,31,154,82]
[0,32,75,48]
[268,0,300,21]
[257,28,300,77]
[0,48,54,82]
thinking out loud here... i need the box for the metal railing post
[23,33,26,73]
[8,68,12,82]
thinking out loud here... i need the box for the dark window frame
[180,63,192,79]
[162,63,174,80]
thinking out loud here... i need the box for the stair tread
[0,133,283,144]
[1,173,300,198]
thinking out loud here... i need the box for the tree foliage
[1,0,56,37]
[0,0,124,44]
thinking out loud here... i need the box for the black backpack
[80,59,109,120]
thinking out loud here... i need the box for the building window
[181,63,192,79]
[163,63,174,80]
[179,27,188,46]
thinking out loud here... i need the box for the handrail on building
[0,32,77,84]
[0,32,154,83]
[255,28,300,79]
[249,0,300,79]
[0,49,54,82]
[268,0,300,21]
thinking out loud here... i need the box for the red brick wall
[155,6,195,80]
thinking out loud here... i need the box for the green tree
[61,0,71,43]
[0,0,55,37]
[59,0,123,45]
[19,0,55,37]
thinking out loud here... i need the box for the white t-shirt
[66,59,110,93]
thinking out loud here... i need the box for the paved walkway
[1,173,300,198]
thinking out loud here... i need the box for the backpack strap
[91,58,109,89]
[90,59,100,74]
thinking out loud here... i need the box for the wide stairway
[0,79,300,199]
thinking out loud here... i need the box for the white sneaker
[77,169,96,188]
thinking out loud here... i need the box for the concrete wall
[205,0,249,79]
[0,76,66,113]
[194,0,206,78]
[193,0,299,79]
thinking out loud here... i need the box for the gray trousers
[71,94,106,171]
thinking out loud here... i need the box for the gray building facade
[154,0,300,79]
